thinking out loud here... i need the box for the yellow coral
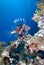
[37,2,44,9]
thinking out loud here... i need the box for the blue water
[0,0,39,43]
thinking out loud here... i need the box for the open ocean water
[0,0,39,43]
